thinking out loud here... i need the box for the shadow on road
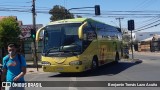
[27,65,42,68]
[49,60,142,77]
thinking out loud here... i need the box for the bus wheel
[91,56,98,70]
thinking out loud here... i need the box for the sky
[0,0,160,32]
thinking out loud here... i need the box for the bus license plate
[56,67,64,71]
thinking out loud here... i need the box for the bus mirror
[36,27,44,42]
[78,22,88,40]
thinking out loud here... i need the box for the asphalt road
[24,52,160,90]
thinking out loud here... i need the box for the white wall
[128,31,136,41]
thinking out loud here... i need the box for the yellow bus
[36,18,122,72]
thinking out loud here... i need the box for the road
[24,52,160,90]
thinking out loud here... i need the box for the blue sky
[0,0,160,32]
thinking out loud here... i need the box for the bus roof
[47,18,120,31]
[48,18,87,25]
[47,18,108,25]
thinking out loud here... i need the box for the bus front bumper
[42,65,86,72]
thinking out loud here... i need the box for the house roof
[141,34,160,41]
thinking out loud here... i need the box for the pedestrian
[1,43,27,90]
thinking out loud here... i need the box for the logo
[2,82,11,87]
[8,61,17,66]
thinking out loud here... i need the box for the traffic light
[30,29,36,39]
[128,20,135,30]
[95,5,100,15]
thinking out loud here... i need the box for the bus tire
[91,56,98,70]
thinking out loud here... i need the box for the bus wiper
[45,47,59,56]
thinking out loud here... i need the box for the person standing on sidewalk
[1,43,27,90]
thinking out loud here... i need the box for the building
[135,32,160,41]
[138,34,160,52]
[20,24,43,61]
[20,24,43,39]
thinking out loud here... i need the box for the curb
[133,52,160,56]
[120,59,143,64]
[131,59,143,63]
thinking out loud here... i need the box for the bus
[36,18,122,72]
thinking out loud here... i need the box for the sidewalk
[133,51,160,56]
[120,51,160,63]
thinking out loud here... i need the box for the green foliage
[49,5,74,21]
[0,17,21,48]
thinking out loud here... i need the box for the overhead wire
[1,0,160,32]
[129,0,160,32]
[132,0,152,11]
[134,22,160,32]
[135,19,160,30]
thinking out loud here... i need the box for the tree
[49,5,74,21]
[0,17,21,57]
[122,34,131,43]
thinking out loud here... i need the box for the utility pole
[116,18,124,32]
[32,0,38,71]
[128,20,135,60]
[32,0,36,31]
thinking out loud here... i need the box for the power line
[102,14,160,15]
[139,17,160,23]
[0,5,31,8]
[0,1,31,4]
[132,0,153,11]
[102,10,160,13]
[1,5,160,18]
[135,19,160,30]
[0,7,31,10]
[134,22,160,32]
[0,9,31,13]
[134,17,160,30]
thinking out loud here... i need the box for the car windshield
[43,23,82,56]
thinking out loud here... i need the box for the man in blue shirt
[1,43,27,90]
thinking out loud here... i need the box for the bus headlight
[41,61,51,66]
[69,61,82,65]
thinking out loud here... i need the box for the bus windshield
[43,23,82,56]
